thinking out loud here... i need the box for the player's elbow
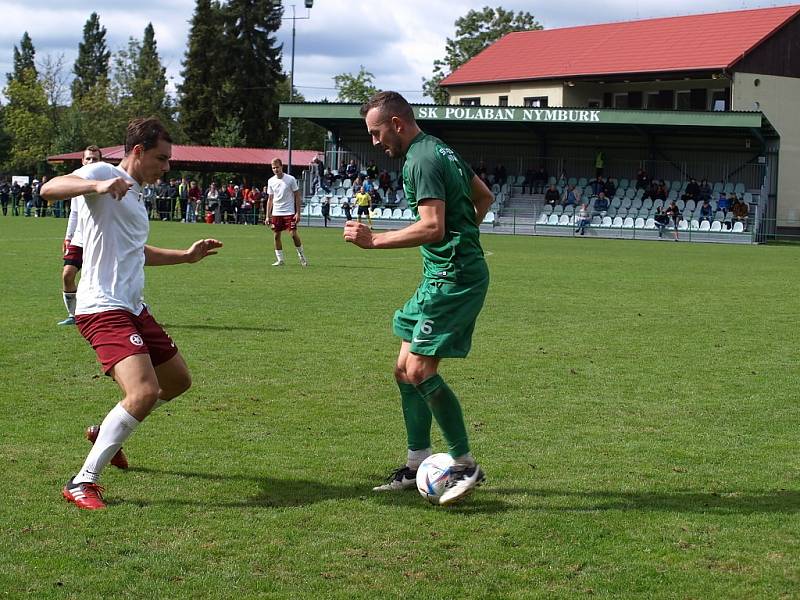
[39,181,58,202]
[424,222,445,244]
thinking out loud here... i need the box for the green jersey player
[344,91,493,505]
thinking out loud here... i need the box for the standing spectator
[574,203,591,236]
[155,178,168,220]
[655,180,668,202]
[35,177,49,217]
[379,169,392,192]
[166,178,179,221]
[0,179,9,216]
[544,184,560,206]
[218,183,232,224]
[22,182,33,216]
[266,157,307,267]
[232,185,244,224]
[187,180,201,223]
[493,163,507,186]
[321,168,334,193]
[474,160,487,180]
[142,183,155,218]
[341,197,353,221]
[594,149,605,176]
[178,177,189,221]
[247,185,261,224]
[654,206,670,238]
[345,159,359,182]
[11,181,21,216]
[321,196,331,227]
[665,200,681,241]
[309,157,321,193]
[534,166,549,193]
[206,182,220,223]
[238,186,251,224]
[635,169,650,190]
[589,175,604,196]
[521,166,535,195]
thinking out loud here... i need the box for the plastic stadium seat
[402,209,413,220]
[713,182,723,193]
[563,205,574,216]
[634,217,645,229]
[391,208,402,219]
[628,208,638,218]
[301,206,310,216]
[723,182,734,194]
[331,206,342,218]
[554,205,564,215]
[536,213,549,225]
[690,219,700,231]
[624,188,635,199]
[548,214,559,225]
[653,199,664,210]
[619,178,629,189]
[601,216,613,227]
[558,214,570,226]
[676,199,685,211]
[568,177,577,186]
[622,217,634,229]
[714,210,725,221]
[577,177,587,187]
[611,197,622,209]
[685,200,696,212]
[491,183,501,194]
[734,183,746,195]
[607,208,617,218]
[311,205,322,217]
[678,220,688,230]
[698,220,710,231]
[644,218,656,229]
[483,211,495,224]
[621,198,632,210]
[591,216,601,225]
[743,192,753,203]
[631,198,643,210]
[612,216,623,228]
[732,221,745,233]
[710,220,722,232]
[543,205,553,215]
[642,198,653,210]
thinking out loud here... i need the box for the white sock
[295,245,305,258]
[63,292,76,317]
[74,403,140,484]
[452,452,477,469]
[407,447,432,470]
[275,249,285,262]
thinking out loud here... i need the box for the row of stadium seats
[536,213,747,233]
[300,203,497,224]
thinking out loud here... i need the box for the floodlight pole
[275,1,312,175]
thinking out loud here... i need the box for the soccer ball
[416,453,454,505]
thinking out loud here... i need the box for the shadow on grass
[162,323,291,333]
[125,467,512,513]
[524,487,800,515]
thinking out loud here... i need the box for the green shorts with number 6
[393,275,489,358]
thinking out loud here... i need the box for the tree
[179,0,225,144]
[72,12,111,101]
[3,70,52,173]
[333,66,379,103]
[132,24,172,121]
[423,7,542,104]
[218,0,284,147]
[7,32,37,84]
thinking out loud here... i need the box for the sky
[0,0,794,104]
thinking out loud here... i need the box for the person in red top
[187,180,201,223]
[247,186,261,224]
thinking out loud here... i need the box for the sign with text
[416,106,601,123]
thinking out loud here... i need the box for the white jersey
[267,173,299,216]
[72,162,147,316]
[65,195,86,247]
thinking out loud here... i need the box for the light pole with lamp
[273,0,313,176]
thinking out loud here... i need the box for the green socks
[415,374,470,458]
[398,381,432,451]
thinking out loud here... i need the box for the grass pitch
[1,217,799,599]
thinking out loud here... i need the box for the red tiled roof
[48,145,322,169]
[441,5,800,86]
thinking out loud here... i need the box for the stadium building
[282,5,800,242]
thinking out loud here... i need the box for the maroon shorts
[75,308,178,374]
[270,214,297,232]
[63,244,83,268]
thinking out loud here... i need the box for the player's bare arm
[470,174,494,223]
[144,239,223,266]
[266,196,274,227]
[344,200,444,249]
[41,174,132,202]
[294,190,302,224]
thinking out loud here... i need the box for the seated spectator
[682,177,700,201]
[654,206,670,238]
[731,196,749,227]
[378,170,392,192]
[590,175,605,196]
[593,191,609,216]
[366,160,378,180]
[345,159,359,182]
[574,203,591,236]
[655,180,668,201]
[635,169,650,190]
[493,163,507,186]
[320,168,333,193]
[478,171,490,188]
[665,200,681,240]
[362,176,375,194]
[603,177,616,198]
[562,183,581,206]
[698,199,713,222]
[644,180,660,201]
[544,184,560,206]
[698,179,712,202]
[717,191,729,212]
[474,160,487,180]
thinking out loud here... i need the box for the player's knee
[127,383,160,408]
[163,372,192,400]
[404,363,434,386]
[393,364,408,383]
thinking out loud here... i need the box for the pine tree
[72,12,111,101]
[7,32,37,84]
[179,0,224,144]
[218,0,284,147]
[132,23,171,120]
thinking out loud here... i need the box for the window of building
[523,96,548,108]
[711,89,727,111]
[675,90,691,110]
[613,93,628,109]
[460,97,481,106]
[646,92,660,110]
[498,96,508,107]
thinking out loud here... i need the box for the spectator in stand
[717,192,730,212]
[11,181,21,216]
[635,169,650,190]
[534,166,548,193]
[166,178,179,221]
[341,197,353,221]
[142,183,154,218]
[345,159,359,182]
[682,177,700,202]
[247,185,261,224]
[493,163,507,186]
[218,183,231,224]
[232,185,245,224]
[206,182,220,223]
[521,166,536,195]
[321,196,331,227]
[187,180,201,223]
[544,184,560,206]
[309,157,322,193]
[590,175,605,196]
[655,180,668,202]
[319,167,332,193]
[699,199,713,223]
[574,203,591,235]
[35,177,48,217]
[338,160,348,176]
[665,200,681,241]
[22,182,33,216]
[366,160,378,180]
[178,177,189,221]
[698,179,712,202]
[378,169,392,192]
[562,183,581,206]
[478,171,490,189]
[155,178,168,220]
[643,180,659,201]
[731,195,749,228]
[603,177,616,198]
[593,191,609,216]
[474,160,487,180]
[654,206,670,238]
[594,149,605,176]
[239,186,251,224]
[0,179,9,216]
